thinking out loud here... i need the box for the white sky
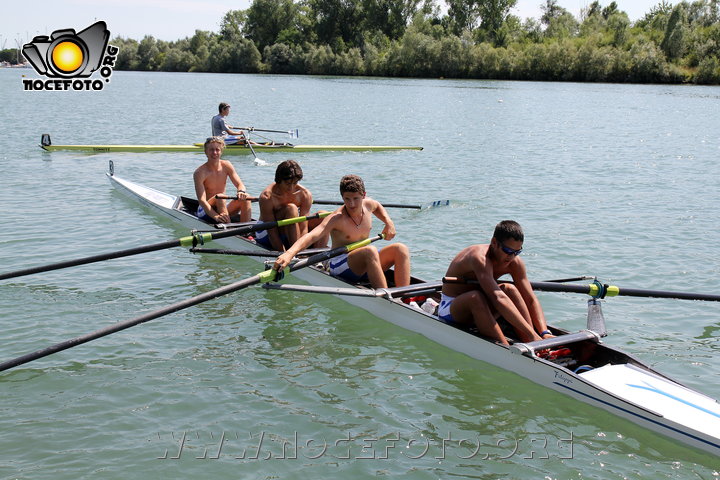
[1,0,670,46]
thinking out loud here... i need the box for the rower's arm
[273,213,337,271]
[193,170,215,219]
[511,262,550,337]
[474,261,540,343]
[368,199,396,240]
[225,162,247,194]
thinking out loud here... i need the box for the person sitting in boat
[272,174,410,288]
[211,102,250,145]
[192,136,252,223]
[440,220,552,345]
[254,160,328,252]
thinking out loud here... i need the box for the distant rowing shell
[40,142,424,154]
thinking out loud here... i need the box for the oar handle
[234,126,298,136]
[209,212,332,241]
[215,194,259,202]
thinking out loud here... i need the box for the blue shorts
[328,253,368,283]
[438,293,457,325]
[254,225,290,250]
[196,206,214,222]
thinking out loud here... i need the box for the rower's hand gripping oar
[0,234,384,373]
[0,212,330,281]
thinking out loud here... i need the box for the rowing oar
[313,199,450,210]
[236,126,299,138]
[443,277,720,302]
[190,246,331,257]
[0,212,330,281]
[0,234,384,373]
[244,137,264,164]
[215,194,259,202]
[217,195,449,210]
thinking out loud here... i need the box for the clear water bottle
[421,298,439,315]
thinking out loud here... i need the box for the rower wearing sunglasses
[439,220,552,345]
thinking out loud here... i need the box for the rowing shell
[106,166,720,457]
[42,141,423,154]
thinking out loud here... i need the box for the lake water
[0,69,719,478]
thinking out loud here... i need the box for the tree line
[4,0,720,84]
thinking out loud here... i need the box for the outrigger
[97,163,720,457]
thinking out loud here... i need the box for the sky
[1,0,669,48]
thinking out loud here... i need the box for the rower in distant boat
[441,220,552,345]
[211,102,252,145]
[192,136,252,223]
[255,160,328,251]
[273,174,411,288]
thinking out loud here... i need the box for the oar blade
[586,299,607,337]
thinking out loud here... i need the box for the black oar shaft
[0,213,328,281]
[0,232,383,373]
[313,200,421,209]
[610,287,720,302]
[0,273,270,373]
[0,239,182,281]
[445,277,720,302]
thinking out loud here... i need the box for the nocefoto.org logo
[22,21,119,91]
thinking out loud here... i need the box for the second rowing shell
[41,143,424,154]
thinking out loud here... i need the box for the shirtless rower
[192,136,251,223]
[272,174,410,288]
[440,220,551,345]
[254,159,327,251]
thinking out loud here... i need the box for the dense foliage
[5,0,720,83]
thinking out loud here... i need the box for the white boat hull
[107,170,720,457]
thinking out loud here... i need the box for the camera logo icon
[23,21,110,78]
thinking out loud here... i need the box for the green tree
[220,10,247,42]
[478,0,518,43]
[607,11,630,47]
[137,35,162,70]
[446,0,481,35]
[245,0,301,50]
[661,3,689,60]
[308,0,365,48]
[361,0,423,40]
[541,0,579,38]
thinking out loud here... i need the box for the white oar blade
[423,200,450,209]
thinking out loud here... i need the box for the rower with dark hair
[439,220,552,345]
[255,159,327,251]
[211,102,249,145]
[272,174,411,288]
